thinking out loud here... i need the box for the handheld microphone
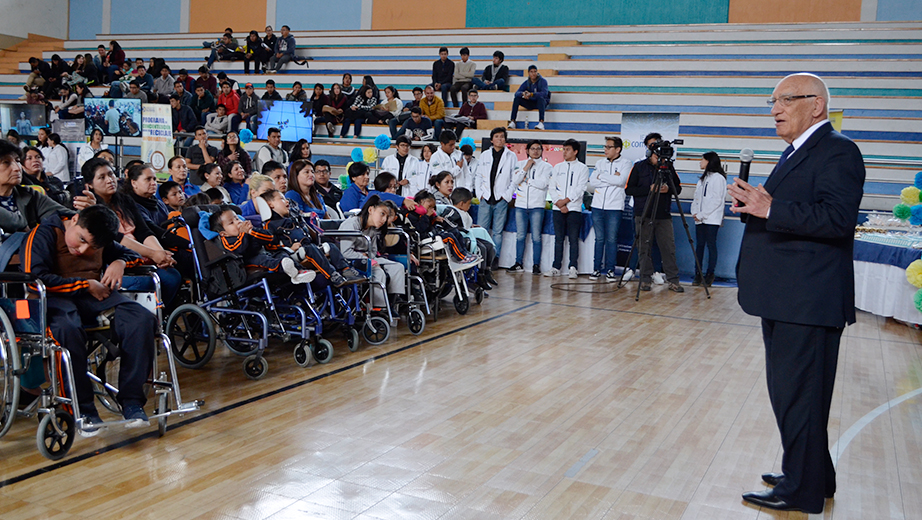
[738,148,754,184]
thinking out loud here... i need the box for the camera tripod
[618,158,710,301]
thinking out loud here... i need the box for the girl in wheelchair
[339,195,404,308]
[403,190,479,265]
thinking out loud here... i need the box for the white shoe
[568,266,578,279]
[507,120,516,129]
[652,272,666,285]
[282,258,316,284]
[536,122,545,130]
[543,268,560,277]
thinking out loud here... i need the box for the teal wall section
[465,0,729,28]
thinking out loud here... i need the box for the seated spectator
[339,195,405,306]
[388,86,423,138]
[77,128,108,169]
[449,47,475,108]
[340,73,356,102]
[125,162,170,226]
[509,66,550,130]
[289,139,311,164]
[262,26,278,63]
[286,81,308,102]
[5,130,24,149]
[399,107,434,142]
[242,31,267,74]
[318,83,348,137]
[123,80,148,103]
[369,86,402,124]
[262,79,282,101]
[217,130,252,175]
[239,82,260,130]
[26,57,51,92]
[166,156,201,197]
[472,50,509,91]
[419,86,445,138]
[93,45,107,80]
[20,146,69,206]
[192,84,217,124]
[445,89,486,138]
[43,133,70,182]
[53,86,79,120]
[205,104,232,135]
[340,162,414,213]
[308,83,329,132]
[217,81,241,129]
[152,65,175,103]
[173,80,193,108]
[263,160,289,193]
[200,163,231,204]
[267,25,296,73]
[255,127,289,172]
[360,75,380,102]
[286,159,327,217]
[64,54,95,87]
[158,180,185,212]
[380,135,417,197]
[216,72,240,94]
[313,159,342,207]
[238,173,274,217]
[195,66,218,96]
[104,41,127,83]
[430,47,454,107]
[184,126,219,184]
[175,68,194,93]
[170,93,198,145]
[223,161,249,205]
[340,86,377,138]
[133,65,154,93]
[206,32,243,69]
[47,54,72,93]
[69,83,93,118]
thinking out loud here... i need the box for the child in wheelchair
[403,190,479,265]
[21,205,155,434]
[207,206,315,285]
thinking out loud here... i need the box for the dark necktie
[777,145,794,169]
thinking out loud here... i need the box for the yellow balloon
[907,259,922,288]
[901,187,921,206]
[363,148,378,164]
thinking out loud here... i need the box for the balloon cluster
[893,173,922,224]
[350,147,378,165]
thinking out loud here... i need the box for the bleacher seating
[3,21,920,213]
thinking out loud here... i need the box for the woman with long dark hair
[690,151,727,287]
[217,129,252,174]
[105,40,126,83]
[289,139,312,164]
[320,83,348,137]
[78,128,107,169]
[339,194,404,307]
[286,159,326,217]
[308,84,328,135]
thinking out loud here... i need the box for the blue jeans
[121,267,182,306]
[428,82,452,106]
[592,208,622,273]
[472,78,506,91]
[511,95,547,122]
[695,223,719,275]
[515,207,545,266]
[477,199,508,258]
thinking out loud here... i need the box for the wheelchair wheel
[312,338,334,364]
[293,340,313,367]
[37,410,75,461]
[407,308,425,336]
[243,355,268,380]
[87,339,121,415]
[474,287,485,306]
[361,316,390,346]
[156,392,169,437]
[345,327,361,352]
[453,294,470,315]
[0,307,21,439]
[167,304,217,369]
[223,314,263,356]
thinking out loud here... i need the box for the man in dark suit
[728,73,865,514]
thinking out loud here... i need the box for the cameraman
[624,132,684,292]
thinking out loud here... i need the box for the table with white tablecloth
[853,235,922,325]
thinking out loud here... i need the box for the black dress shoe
[761,473,835,498]
[742,490,816,513]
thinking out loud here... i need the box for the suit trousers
[762,318,841,513]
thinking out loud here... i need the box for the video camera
[648,139,684,161]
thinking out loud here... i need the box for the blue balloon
[910,204,922,226]
[238,128,254,144]
[351,147,363,162]
[915,171,922,190]
[460,136,476,150]
[375,134,391,150]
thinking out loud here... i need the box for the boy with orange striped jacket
[22,205,154,434]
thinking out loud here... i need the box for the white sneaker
[621,268,634,282]
[652,272,666,285]
[568,267,578,279]
[543,268,560,277]
[282,258,316,284]
[507,120,516,129]
[536,122,545,130]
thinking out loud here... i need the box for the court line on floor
[0,302,539,489]
[831,385,922,468]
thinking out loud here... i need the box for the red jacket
[218,90,240,115]
[458,101,487,120]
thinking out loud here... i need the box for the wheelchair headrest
[253,196,272,221]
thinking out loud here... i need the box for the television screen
[256,100,312,142]
[0,103,47,137]
[84,98,142,137]
[482,138,587,166]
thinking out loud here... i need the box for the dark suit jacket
[737,122,865,328]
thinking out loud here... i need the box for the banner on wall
[141,104,173,175]
[619,113,681,165]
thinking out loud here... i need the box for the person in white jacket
[456,144,476,192]
[410,144,437,195]
[379,135,418,197]
[429,130,463,183]
[473,127,518,262]
[508,139,552,274]
[690,151,727,287]
[589,136,633,282]
[43,133,71,183]
[545,139,589,279]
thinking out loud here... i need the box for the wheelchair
[0,268,202,460]
[413,230,482,319]
[163,206,313,379]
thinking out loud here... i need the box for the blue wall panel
[111,0,182,34]
[878,0,922,20]
[69,0,103,40]
[276,0,362,30]
[466,0,729,28]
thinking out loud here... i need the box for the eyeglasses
[766,95,816,107]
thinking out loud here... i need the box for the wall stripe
[373,0,467,30]
[728,0,862,23]
[266,0,276,30]
[861,0,879,21]
[101,0,111,35]
[361,0,373,30]
[180,0,190,33]
[466,0,728,28]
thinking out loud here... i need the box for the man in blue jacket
[508,65,550,130]
[267,25,296,73]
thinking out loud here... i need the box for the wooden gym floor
[1,273,921,520]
